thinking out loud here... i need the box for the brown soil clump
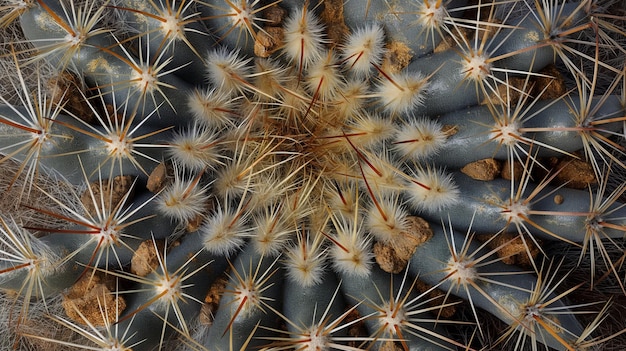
[461,158,502,181]
[62,271,126,326]
[374,216,433,274]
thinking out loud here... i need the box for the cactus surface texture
[0,0,626,350]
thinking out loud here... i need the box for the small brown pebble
[479,233,540,267]
[374,216,433,273]
[461,158,502,181]
[254,26,284,58]
[501,160,525,181]
[48,72,95,124]
[263,4,286,26]
[62,271,126,326]
[533,65,567,100]
[200,275,229,326]
[147,162,171,193]
[319,0,349,49]
[554,194,564,205]
[344,307,367,349]
[552,157,596,189]
[413,280,459,318]
[131,239,165,276]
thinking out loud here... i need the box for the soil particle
[345,307,367,349]
[263,4,287,26]
[478,232,540,267]
[131,239,165,276]
[413,280,459,318]
[533,65,567,99]
[553,194,564,205]
[48,72,94,124]
[501,160,524,181]
[255,26,284,58]
[374,216,433,274]
[62,271,126,326]
[147,161,173,193]
[319,0,350,49]
[200,275,229,326]
[548,156,596,189]
[461,158,502,181]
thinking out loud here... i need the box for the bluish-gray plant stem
[341,0,469,58]
[18,0,194,129]
[419,172,626,243]
[113,0,217,85]
[282,270,347,336]
[117,230,226,351]
[408,222,584,350]
[339,264,457,351]
[206,243,283,351]
[425,95,625,167]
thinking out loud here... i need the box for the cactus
[0,0,625,350]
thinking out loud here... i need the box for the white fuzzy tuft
[358,149,405,192]
[446,256,478,286]
[168,124,225,171]
[329,215,372,277]
[365,196,410,244]
[374,71,430,115]
[461,52,493,83]
[332,79,368,121]
[341,23,386,76]
[284,234,327,287]
[156,166,210,224]
[345,113,396,150]
[415,0,448,31]
[404,166,460,212]
[305,51,344,101]
[205,48,252,95]
[393,117,447,160]
[282,8,326,71]
[187,87,238,128]
[250,206,293,257]
[200,204,248,256]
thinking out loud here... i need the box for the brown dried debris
[479,232,540,267]
[461,158,502,181]
[501,160,525,181]
[147,161,173,193]
[549,156,596,189]
[533,65,567,100]
[131,239,165,276]
[263,3,287,26]
[374,216,433,274]
[319,0,349,49]
[62,271,126,327]
[255,26,284,58]
[200,275,229,326]
[47,71,94,123]
[413,280,459,318]
[382,41,413,73]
